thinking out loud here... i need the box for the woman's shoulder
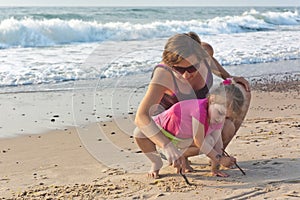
[151,63,175,86]
[152,63,172,75]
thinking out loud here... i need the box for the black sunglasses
[172,63,200,74]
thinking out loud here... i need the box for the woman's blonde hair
[162,32,208,66]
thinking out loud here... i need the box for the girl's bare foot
[148,170,160,179]
[185,158,194,172]
[148,158,163,179]
[212,170,229,177]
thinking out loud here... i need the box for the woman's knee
[243,90,251,110]
[223,119,236,137]
[237,83,251,109]
[234,84,251,124]
[133,127,147,139]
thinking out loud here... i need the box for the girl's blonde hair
[208,84,244,117]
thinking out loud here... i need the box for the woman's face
[172,55,201,80]
[208,103,227,124]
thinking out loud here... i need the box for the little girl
[139,80,244,178]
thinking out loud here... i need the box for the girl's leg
[133,127,163,178]
[179,139,202,172]
[181,145,200,172]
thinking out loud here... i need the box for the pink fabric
[153,98,223,139]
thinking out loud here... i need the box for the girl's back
[153,98,208,139]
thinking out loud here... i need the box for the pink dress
[153,98,223,139]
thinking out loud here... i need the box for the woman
[134,32,251,178]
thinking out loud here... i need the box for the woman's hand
[219,155,236,168]
[231,76,251,92]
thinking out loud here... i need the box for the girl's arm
[192,118,235,167]
[210,130,223,155]
[192,117,220,159]
[207,130,236,168]
[209,130,231,177]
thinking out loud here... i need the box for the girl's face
[208,103,227,124]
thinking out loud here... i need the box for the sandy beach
[0,4,300,200]
[0,79,299,199]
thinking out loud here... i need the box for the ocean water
[0,6,300,92]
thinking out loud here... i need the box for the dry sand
[0,81,299,199]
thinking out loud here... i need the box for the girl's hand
[162,142,186,172]
[219,155,236,168]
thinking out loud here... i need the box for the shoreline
[0,80,300,199]
[0,67,299,139]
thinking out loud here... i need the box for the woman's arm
[201,42,230,80]
[135,67,175,147]
[135,82,171,147]
[135,67,185,170]
[202,42,250,91]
